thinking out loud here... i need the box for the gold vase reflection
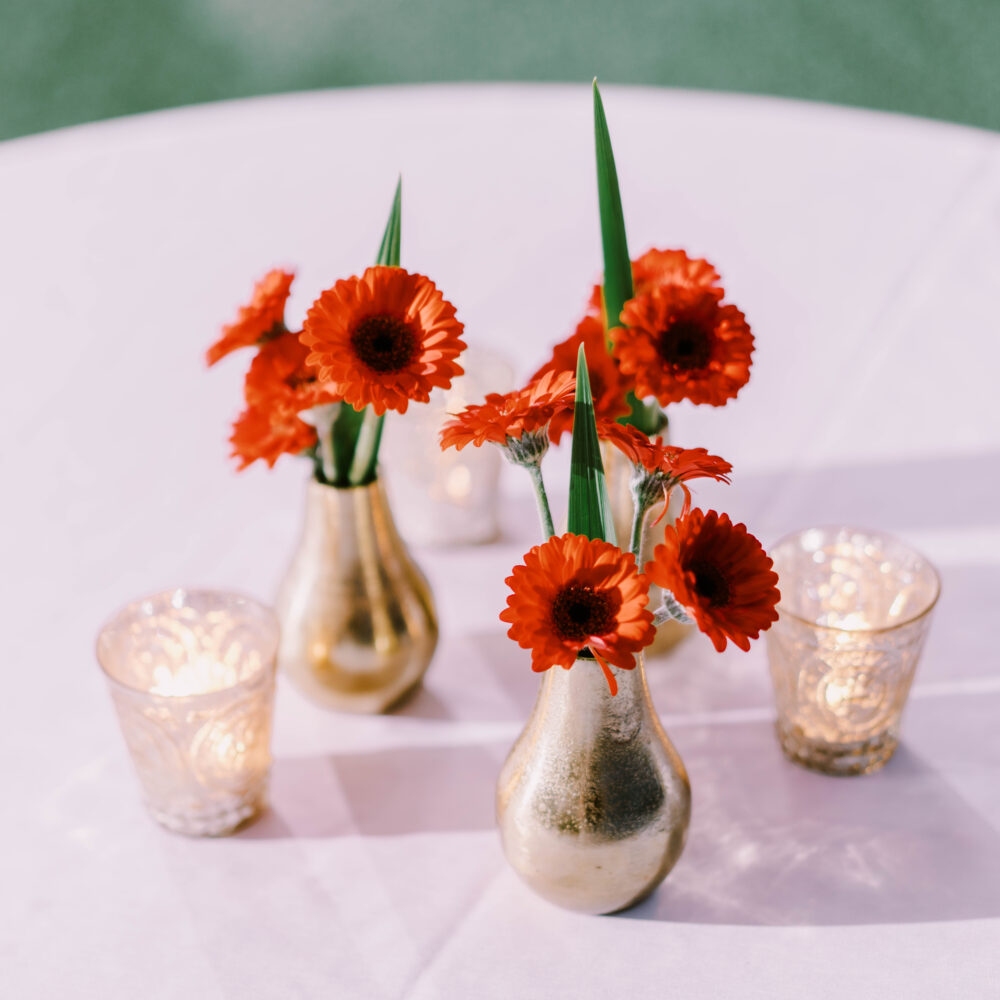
[603,441,688,655]
[497,654,691,914]
[276,478,438,713]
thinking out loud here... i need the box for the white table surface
[2,83,999,999]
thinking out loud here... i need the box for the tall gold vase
[497,655,691,914]
[275,477,438,713]
[604,441,689,655]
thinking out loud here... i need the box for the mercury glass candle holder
[766,527,940,776]
[380,346,514,547]
[96,588,279,835]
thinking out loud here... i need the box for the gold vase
[275,477,438,713]
[603,440,689,655]
[497,654,691,914]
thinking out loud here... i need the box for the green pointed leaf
[568,344,616,544]
[375,176,402,268]
[593,81,633,333]
[348,406,385,486]
[340,178,400,484]
[330,404,365,485]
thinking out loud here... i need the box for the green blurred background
[3,0,998,141]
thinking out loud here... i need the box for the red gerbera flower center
[350,314,418,373]
[690,559,730,607]
[658,319,711,370]
[551,583,621,641]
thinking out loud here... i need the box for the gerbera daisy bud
[644,509,780,653]
[503,429,550,468]
[630,468,670,517]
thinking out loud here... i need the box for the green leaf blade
[340,177,400,484]
[330,404,366,485]
[375,176,402,268]
[593,81,633,333]
[567,344,616,545]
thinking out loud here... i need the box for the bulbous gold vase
[497,655,691,914]
[275,477,438,713]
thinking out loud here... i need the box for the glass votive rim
[770,524,941,635]
[96,586,280,697]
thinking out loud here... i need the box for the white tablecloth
[3,84,999,999]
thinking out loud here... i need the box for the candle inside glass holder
[96,588,279,835]
[380,346,514,547]
[766,527,940,776]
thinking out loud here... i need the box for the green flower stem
[348,407,385,486]
[629,501,648,560]
[527,462,556,540]
[623,391,668,436]
[309,405,339,484]
[629,470,669,560]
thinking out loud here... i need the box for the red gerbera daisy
[230,404,317,471]
[613,285,754,407]
[500,533,655,694]
[530,315,632,444]
[597,420,732,518]
[207,269,295,366]
[587,248,723,316]
[301,266,466,416]
[598,420,732,484]
[245,332,340,416]
[439,370,575,451]
[644,509,780,652]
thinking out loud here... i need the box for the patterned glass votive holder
[766,527,940,776]
[380,346,514,547]
[96,588,279,835]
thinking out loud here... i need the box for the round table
[3,84,999,999]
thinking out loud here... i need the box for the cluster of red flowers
[207,267,466,469]
[536,247,754,418]
[502,516,780,693]
[464,247,774,684]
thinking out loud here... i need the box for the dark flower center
[690,559,730,607]
[657,319,711,371]
[350,314,418,373]
[551,584,619,642]
[286,370,316,390]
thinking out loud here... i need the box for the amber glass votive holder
[96,588,279,835]
[766,527,940,776]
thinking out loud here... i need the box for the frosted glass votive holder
[381,346,514,546]
[96,588,279,835]
[766,527,940,776]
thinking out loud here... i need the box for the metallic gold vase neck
[276,476,438,714]
[539,657,656,729]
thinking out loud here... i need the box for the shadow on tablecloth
[626,693,1000,926]
[725,448,1000,542]
[238,741,507,840]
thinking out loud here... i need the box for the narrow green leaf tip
[340,176,400,485]
[375,176,402,268]
[593,82,633,333]
[567,344,617,545]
